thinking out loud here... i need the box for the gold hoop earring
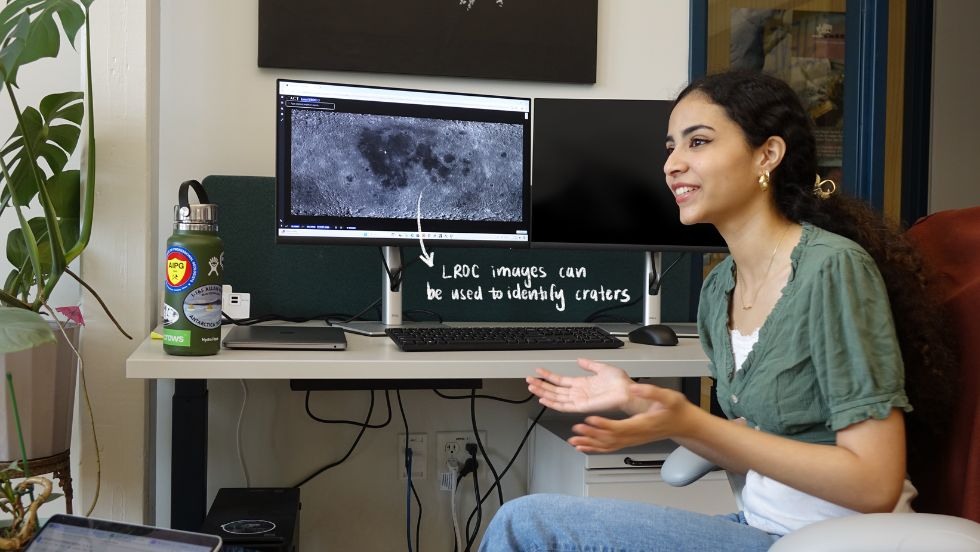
[813,174,837,199]
[758,170,771,191]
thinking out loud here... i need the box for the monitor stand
[595,251,661,336]
[333,246,445,336]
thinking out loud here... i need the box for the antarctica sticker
[166,246,198,293]
[183,284,222,329]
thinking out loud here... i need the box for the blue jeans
[479,494,780,552]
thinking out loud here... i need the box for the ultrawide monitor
[531,98,726,252]
[276,79,532,248]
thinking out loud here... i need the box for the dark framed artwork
[258,0,598,83]
[691,0,891,211]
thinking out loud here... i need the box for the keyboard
[385,326,624,352]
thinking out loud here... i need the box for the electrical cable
[403,309,444,323]
[293,390,376,488]
[236,379,250,487]
[582,252,688,323]
[304,389,393,428]
[648,252,686,293]
[464,445,482,552]
[432,389,535,404]
[453,456,478,552]
[462,406,547,543]
[221,312,337,326]
[448,459,462,552]
[405,447,414,552]
[337,296,382,324]
[379,246,418,292]
[470,390,504,507]
[397,390,422,552]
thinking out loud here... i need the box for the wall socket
[436,431,487,491]
[398,433,427,480]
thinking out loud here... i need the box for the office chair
[662,207,980,551]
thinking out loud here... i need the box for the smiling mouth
[673,185,698,198]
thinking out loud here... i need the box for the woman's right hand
[526,358,648,415]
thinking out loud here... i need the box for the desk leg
[172,379,208,531]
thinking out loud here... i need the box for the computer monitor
[275,79,531,248]
[530,98,727,328]
[530,98,726,252]
[275,79,532,333]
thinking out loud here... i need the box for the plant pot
[0,322,79,461]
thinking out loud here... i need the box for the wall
[929,0,980,212]
[79,0,157,524]
[154,1,690,550]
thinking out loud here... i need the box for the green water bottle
[163,180,223,355]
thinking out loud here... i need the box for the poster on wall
[258,0,598,83]
[729,8,845,180]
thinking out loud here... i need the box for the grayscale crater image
[290,110,524,222]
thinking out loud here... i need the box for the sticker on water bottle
[166,246,198,293]
[162,303,179,326]
[183,284,223,329]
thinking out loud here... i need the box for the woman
[479,71,953,551]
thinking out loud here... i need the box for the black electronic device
[200,487,300,552]
[628,324,679,346]
[385,325,624,352]
[275,79,532,249]
[531,98,726,252]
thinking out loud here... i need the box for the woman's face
[664,92,767,228]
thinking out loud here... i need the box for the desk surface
[126,326,710,380]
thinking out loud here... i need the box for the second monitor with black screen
[531,98,726,329]
[531,98,725,252]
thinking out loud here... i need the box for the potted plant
[0,0,124,478]
[0,374,58,550]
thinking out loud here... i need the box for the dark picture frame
[258,0,598,83]
[690,0,890,210]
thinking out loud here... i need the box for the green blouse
[697,223,912,445]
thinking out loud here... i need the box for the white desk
[126,328,710,380]
[126,327,710,530]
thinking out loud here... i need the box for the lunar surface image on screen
[290,110,524,222]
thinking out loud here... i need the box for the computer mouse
[628,324,679,346]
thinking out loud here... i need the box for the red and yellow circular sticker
[165,246,198,292]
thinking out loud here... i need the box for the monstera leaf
[0,306,55,354]
[0,93,83,215]
[0,0,87,88]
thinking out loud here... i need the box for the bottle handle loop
[178,179,210,207]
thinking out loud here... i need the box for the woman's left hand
[567,383,697,453]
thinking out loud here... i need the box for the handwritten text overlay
[426,264,631,312]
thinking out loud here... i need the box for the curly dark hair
[676,70,956,496]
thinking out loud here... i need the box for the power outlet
[436,431,487,491]
[398,433,427,480]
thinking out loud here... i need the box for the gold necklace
[739,225,791,310]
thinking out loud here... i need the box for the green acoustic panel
[203,175,693,323]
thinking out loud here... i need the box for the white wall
[929,0,980,212]
[77,0,156,524]
[154,1,690,549]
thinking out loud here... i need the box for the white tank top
[730,329,917,535]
